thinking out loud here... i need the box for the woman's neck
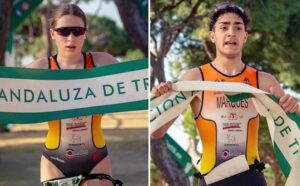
[56,52,84,69]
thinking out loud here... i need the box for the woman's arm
[26,57,49,69]
[91,52,118,67]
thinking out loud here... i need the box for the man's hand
[151,81,173,96]
[270,87,300,115]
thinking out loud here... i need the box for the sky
[78,0,123,28]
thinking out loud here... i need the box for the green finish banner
[0,59,148,124]
[10,0,43,32]
[151,81,300,186]
[164,133,193,182]
[136,0,148,21]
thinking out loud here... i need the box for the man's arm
[151,68,203,139]
[258,71,300,115]
[151,81,175,139]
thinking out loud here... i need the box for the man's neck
[212,55,245,76]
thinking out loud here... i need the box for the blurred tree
[0,0,13,66]
[0,0,13,132]
[150,0,214,85]
[114,0,148,57]
[151,161,165,186]
[241,0,300,91]
[38,1,56,57]
[151,138,190,185]
[14,11,44,66]
[122,49,144,61]
[84,15,136,56]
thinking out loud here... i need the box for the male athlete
[151,2,300,186]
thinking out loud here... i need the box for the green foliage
[135,0,148,21]
[14,11,44,65]
[262,163,286,186]
[263,165,277,186]
[150,161,164,186]
[258,117,270,146]
[121,49,144,61]
[84,15,136,56]
[15,36,46,66]
[182,107,198,140]
[153,0,220,80]
[169,39,210,80]
[239,0,300,91]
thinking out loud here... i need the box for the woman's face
[50,15,87,57]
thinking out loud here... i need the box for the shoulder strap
[85,52,96,69]
[48,55,60,69]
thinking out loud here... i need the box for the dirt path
[0,111,148,186]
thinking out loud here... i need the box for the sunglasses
[53,27,87,37]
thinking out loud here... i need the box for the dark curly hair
[209,2,250,31]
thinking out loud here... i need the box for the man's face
[209,13,248,58]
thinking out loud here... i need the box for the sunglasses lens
[72,28,86,36]
[58,29,71,37]
[54,27,86,37]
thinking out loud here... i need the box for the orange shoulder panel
[49,56,60,70]
[85,52,95,69]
